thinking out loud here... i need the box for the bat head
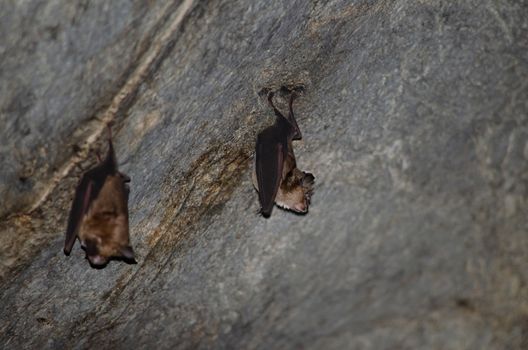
[82,234,135,267]
[276,169,315,214]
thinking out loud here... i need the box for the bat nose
[294,202,307,213]
[88,255,108,266]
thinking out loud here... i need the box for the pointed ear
[302,172,315,187]
[120,246,135,260]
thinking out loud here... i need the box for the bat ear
[302,172,315,187]
[120,245,135,260]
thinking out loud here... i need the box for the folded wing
[256,132,285,217]
[64,173,95,255]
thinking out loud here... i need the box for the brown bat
[253,91,315,217]
[64,127,135,266]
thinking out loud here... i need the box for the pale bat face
[275,170,314,213]
[252,168,314,214]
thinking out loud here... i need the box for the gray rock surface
[1,0,528,349]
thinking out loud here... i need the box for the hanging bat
[64,126,135,266]
[252,91,315,217]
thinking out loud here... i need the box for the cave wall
[1,0,528,349]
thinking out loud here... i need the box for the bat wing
[64,172,95,255]
[256,132,285,217]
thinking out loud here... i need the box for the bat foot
[258,87,272,98]
[106,122,114,142]
[259,85,304,99]
[280,85,305,96]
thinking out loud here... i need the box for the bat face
[275,170,314,213]
[252,159,315,215]
[253,91,315,217]
[64,129,135,267]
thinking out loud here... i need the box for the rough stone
[1,0,528,349]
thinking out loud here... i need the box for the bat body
[253,91,315,217]
[64,129,135,266]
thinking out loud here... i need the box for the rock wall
[1,0,527,349]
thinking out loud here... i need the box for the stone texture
[1,0,528,349]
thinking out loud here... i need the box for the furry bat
[64,127,135,266]
[253,91,315,217]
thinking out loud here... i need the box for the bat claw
[280,85,305,96]
[106,123,113,141]
[258,87,272,98]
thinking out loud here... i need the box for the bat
[64,126,135,266]
[253,91,315,217]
